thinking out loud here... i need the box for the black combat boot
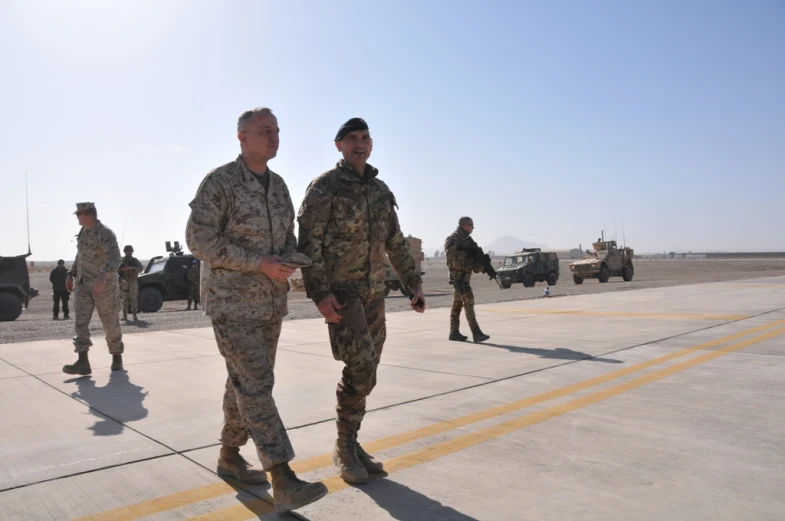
[63,352,91,375]
[111,355,123,371]
[449,331,468,341]
[472,331,491,343]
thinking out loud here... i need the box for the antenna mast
[119,218,127,246]
[614,217,617,241]
[25,170,31,255]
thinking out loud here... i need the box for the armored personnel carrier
[0,252,36,321]
[569,237,634,284]
[384,235,425,297]
[497,248,560,289]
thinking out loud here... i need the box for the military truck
[569,237,634,284]
[137,241,196,312]
[0,253,37,321]
[497,248,560,289]
[383,235,425,297]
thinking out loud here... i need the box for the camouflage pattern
[70,221,124,354]
[297,160,419,433]
[449,271,480,334]
[119,255,143,315]
[70,221,122,285]
[185,154,298,470]
[445,227,483,334]
[297,160,421,304]
[328,289,386,428]
[186,155,296,321]
[213,318,294,469]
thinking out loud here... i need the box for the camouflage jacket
[119,256,143,283]
[445,227,481,273]
[297,160,421,303]
[186,155,297,321]
[70,221,122,284]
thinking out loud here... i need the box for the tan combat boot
[269,462,328,513]
[63,352,91,375]
[216,445,267,484]
[333,422,368,484]
[355,443,384,473]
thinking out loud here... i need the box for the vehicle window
[146,260,166,274]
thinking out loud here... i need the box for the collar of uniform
[336,160,378,182]
[237,154,269,184]
[455,226,470,240]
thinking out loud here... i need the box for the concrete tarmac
[1,277,784,520]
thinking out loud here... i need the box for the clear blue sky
[2,0,783,260]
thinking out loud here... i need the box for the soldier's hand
[66,274,74,293]
[258,256,296,281]
[93,273,108,293]
[317,294,343,324]
[409,284,426,313]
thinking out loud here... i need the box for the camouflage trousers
[450,272,480,334]
[212,318,295,470]
[73,279,124,354]
[120,281,139,315]
[187,284,200,307]
[328,288,386,431]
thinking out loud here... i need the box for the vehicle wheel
[573,275,584,285]
[384,286,391,297]
[138,286,164,312]
[622,264,634,282]
[0,292,23,322]
[548,272,558,286]
[501,280,512,289]
[598,264,609,283]
[523,273,535,288]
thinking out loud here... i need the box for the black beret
[334,117,369,141]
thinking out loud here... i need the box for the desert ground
[3,258,785,345]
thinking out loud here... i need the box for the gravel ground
[2,259,785,345]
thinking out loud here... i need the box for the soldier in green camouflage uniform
[185,107,327,514]
[63,202,125,375]
[119,245,143,321]
[445,216,491,343]
[297,117,426,485]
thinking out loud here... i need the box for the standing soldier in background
[64,202,125,375]
[50,259,71,320]
[186,107,327,514]
[118,245,143,321]
[297,117,425,485]
[445,216,491,343]
[186,259,201,310]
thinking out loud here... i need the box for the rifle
[459,243,502,289]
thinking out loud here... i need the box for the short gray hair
[237,107,275,132]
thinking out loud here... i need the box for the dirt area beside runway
[3,259,784,345]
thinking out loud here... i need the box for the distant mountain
[484,236,549,255]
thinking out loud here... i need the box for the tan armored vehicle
[384,235,424,297]
[569,238,634,284]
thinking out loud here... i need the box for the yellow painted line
[202,324,785,521]
[75,318,785,521]
[485,309,748,320]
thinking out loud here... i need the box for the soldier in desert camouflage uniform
[118,245,143,321]
[297,117,426,485]
[444,216,490,343]
[63,202,125,375]
[185,107,327,514]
